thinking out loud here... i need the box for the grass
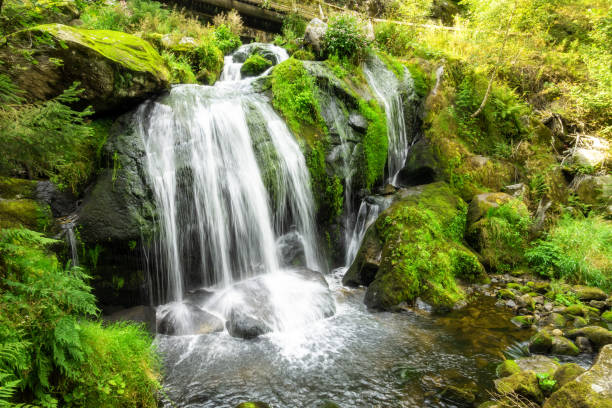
[526,214,612,291]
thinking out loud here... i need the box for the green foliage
[0,228,160,407]
[323,15,369,60]
[306,141,343,224]
[358,99,388,189]
[213,24,241,54]
[536,372,557,393]
[282,13,307,39]
[185,36,224,84]
[240,54,273,77]
[0,77,98,192]
[526,215,612,291]
[292,49,315,61]
[271,58,325,135]
[374,22,416,56]
[161,51,197,84]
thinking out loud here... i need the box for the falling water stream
[137,45,536,407]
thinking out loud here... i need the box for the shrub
[374,22,415,56]
[292,49,315,61]
[240,54,273,77]
[0,228,160,407]
[162,51,197,84]
[186,36,224,84]
[0,77,99,193]
[213,24,241,54]
[213,10,244,37]
[526,215,612,290]
[282,13,307,40]
[322,14,369,60]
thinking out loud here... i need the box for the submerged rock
[226,308,272,340]
[157,303,224,336]
[0,24,169,113]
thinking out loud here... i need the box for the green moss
[378,52,405,80]
[240,54,272,77]
[186,36,224,85]
[305,140,343,223]
[0,199,52,231]
[364,182,484,310]
[271,58,326,138]
[31,24,169,81]
[406,63,430,98]
[529,330,553,353]
[602,311,612,322]
[235,403,270,408]
[292,49,315,61]
[553,364,586,389]
[543,379,612,408]
[0,177,38,199]
[359,99,388,189]
[496,359,521,378]
[511,315,535,328]
[494,371,544,403]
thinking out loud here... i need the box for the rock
[440,385,476,406]
[515,355,560,374]
[511,315,534,328]
[576,336,593,353]
[551,336,580,356]
[0,24,169,113]
[552,329,563,336]
[226,308,272,340]
[571,136,610,168]
[543,313,567,328]
[276,231,307,267]
[184,288,215,305]
[494,371,544,403]
[567,326,612,349]
[529,330,553,353]
[496,360,521,378]
[396,137,438,186]
[157,303,224,336]
[468,155,490,168]
[502,183,526,197]
[574,175,612,207]
[235,402,271,408]
[378,184,397,195]
[241,54,273,77]
[573,316,589,328]
[466,192,514,225]
[553,363,586,389]
[348,112,368,133]
[505,299,517,309]
[498,289,517,300]
[343,226,382,287]
[571,286,607,301]
[517,294,535,310]
[590,300,607,310]
[35,181,77,217]
[104,305,156,333]
[544,344,612,408]
[602,311,612,323]
[303,18,327,55]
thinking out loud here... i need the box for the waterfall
[60,214,79,267]
[138,44,322,303]
[363,58,411,184]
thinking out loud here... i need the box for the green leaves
[323,15,369,60]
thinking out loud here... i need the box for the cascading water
[363,57,412,184]
[139,43,328,335]
[60,214,79,267]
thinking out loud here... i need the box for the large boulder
[157,303,224,336]
[345,182,486,311]
[574,175,612,208]
[494,371,544,403]
[467,192,514,226]
[0,24,169,113]
[544,344,612,408]
[303,18,327,55]
[567,326,612,349]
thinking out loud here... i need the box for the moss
[406,63,430,98]
[498,289,516,300]
[363,182,484,310]
[602,311,612,322]
[185,36,224,85]
[496,359,521,378]
[543,379,612,408]
[552,364,586,389]
[511,315,535,328]
[0,199,52,231]
[240,53,272,77]
[529,330,553,353]
[292,49,315,61]
[494,371,544,403]
[271,58,326,138]
[359,98,388,189]
[0,177,38,199]
[378,52,405,80]
[32,24,169,80]
[235,403,271,408]
[305,140,343,223]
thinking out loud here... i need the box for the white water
[140,44,323,318]
[363,58,411,184]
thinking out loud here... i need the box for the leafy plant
[213,24,241,54]
[536,372,557,393]
[322,15,369,60]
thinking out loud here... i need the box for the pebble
[552,329,563,336]
[544,303,554,312]
[506,300,517,309]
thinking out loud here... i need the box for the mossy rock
[497,289,516,300]
[551,336,580,356]
[0,24,169,113]
[511,315,535,328]
[235,403,271,408]
[494,371,544,403]
[440,384,476,406]
[0,198,52,231]
[529,330,553,353]
[553,363,586,389]
[496,359,521,378]
[602,311,612,323]
[241,54,273,77]
[567,326,612,349]
[352,182,485,311]
[571,286,607,302]
[0,177,38,199]
[466,192,515,225]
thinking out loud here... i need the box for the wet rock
[553,363,586,389]
[276,231,307,267]
[516,355,560,374]
[348,112,368,133]
[529,330,553,353]
[343,226,382,287]
[303,18,327,55]
[505,299,517,310]
[184,288,215,305]
[440,385,476,406]
[543,344,612,408]
[567,326,612,349]
[494,371,544,403]
[576,336,593,353]
[496,360,521,378]
[35,181,77,217]
[517,294,535,310]
[571,286,607,301]
[590,300,607,310]
[511,315,534,328]
[552,329,563,337]
[235,402,271,408]
[157,303,224,336]
[396,137,437,186]
[542,313,566,328]
[0,24,169,113]
[226,308,272,340]
[551,336,580,356]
